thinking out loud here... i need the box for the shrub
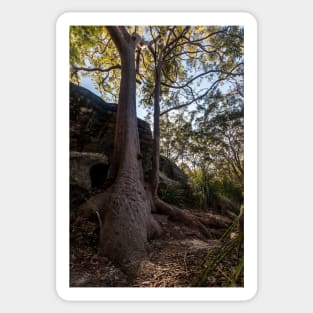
[189,169,243,213]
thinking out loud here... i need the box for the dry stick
[183,251,188,272]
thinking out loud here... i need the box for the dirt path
[70,211,237,287]
[133,238,218,287]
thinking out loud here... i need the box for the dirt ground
[70,210,242,287]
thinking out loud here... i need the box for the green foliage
[189,168,210,210]
[69,26,120,102]
[70,25,244,212]
[209,178,243,212]
[70,25,243,120]
[189,169,243,213]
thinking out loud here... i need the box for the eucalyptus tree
[70,25,243,185]
[138,26,191,202]
[135,26,243,216]
[69,25,244,276]
[149,26,244,211]
[71,26,162,276]
[164,26,243,175]
[199,104,244,185]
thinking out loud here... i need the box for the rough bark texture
[98,27,160,277]
[73,27,237,280]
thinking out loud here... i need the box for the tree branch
[160,76,228,116]
[106,26,127,53]
[161,62,243,90]
[118,26,131,41]
[72,64,121,73]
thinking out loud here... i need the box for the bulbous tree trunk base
[96,184,228,278]
[98,180,161,277]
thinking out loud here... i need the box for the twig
[183,251,188,272]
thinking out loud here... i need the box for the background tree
[69,25,244,277]
[135,26,243,214]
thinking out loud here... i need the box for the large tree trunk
[151,64,162,199]
[99,27,160,277]
[149,58,225,239]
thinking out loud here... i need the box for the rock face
[70,151,109,190]
[159,155,188,183]
[69,83,189,207]
[70,83,153,180]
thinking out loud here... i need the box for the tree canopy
[70,26,243,189]
[69,24,245,284]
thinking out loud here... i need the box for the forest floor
[70,209,243,287]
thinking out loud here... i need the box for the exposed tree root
[76,191,230,278]
[192,212,230,229]
[154,198,228,239]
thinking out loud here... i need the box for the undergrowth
[192,212,244,287]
